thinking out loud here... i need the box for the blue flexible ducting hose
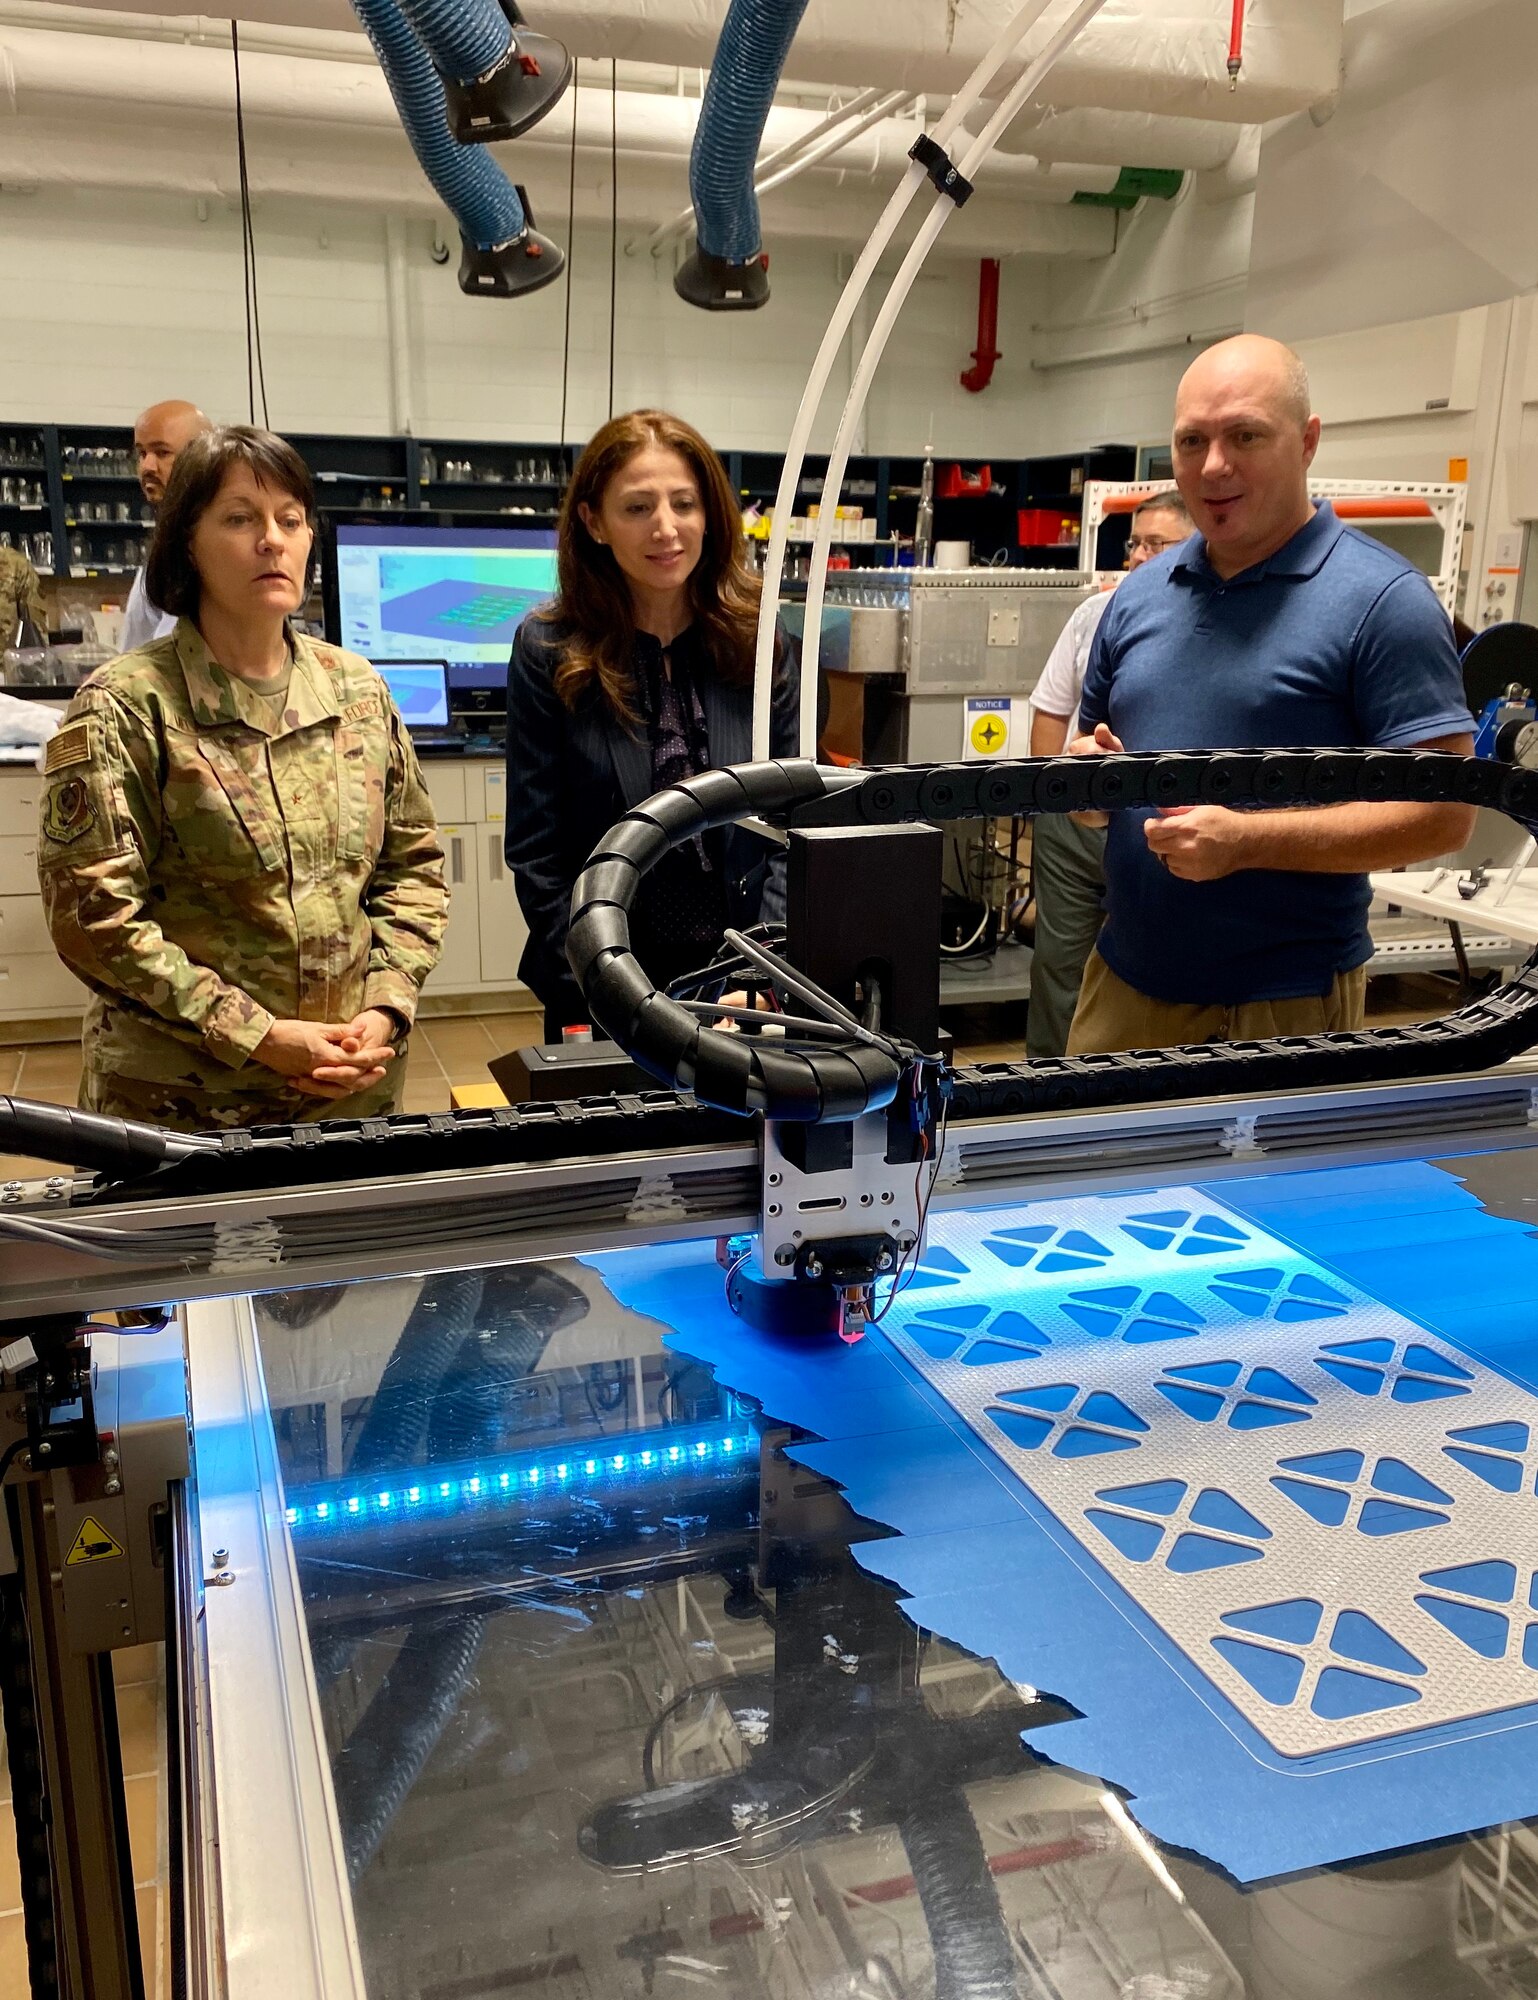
[690,0,812,263]
[350,0,525,248]
[394,0,510,81]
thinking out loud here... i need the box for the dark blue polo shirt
[1076,503,1473,1005]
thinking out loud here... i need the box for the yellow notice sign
[65,1516,125,1566]
[964,697,1016,760]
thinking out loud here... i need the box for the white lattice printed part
[881,1190,1538,1759]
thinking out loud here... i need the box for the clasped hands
[254,1010,401,1100]
[1067,722,1252,882]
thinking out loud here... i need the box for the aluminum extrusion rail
[567,749,1538,1121]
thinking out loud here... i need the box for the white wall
[1020,177,1256,457]
[0,179,1075,461]
[1248,0,1538,342]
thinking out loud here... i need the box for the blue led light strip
[283,1422,758,1536]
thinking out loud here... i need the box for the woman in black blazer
[505,409,798,1040]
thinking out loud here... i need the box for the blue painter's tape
[583,1148,1538,1884]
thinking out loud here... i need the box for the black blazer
[504,616,800,1028]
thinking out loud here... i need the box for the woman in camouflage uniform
[38,427,447,1132]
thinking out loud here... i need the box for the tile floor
[0,982,1449,1993]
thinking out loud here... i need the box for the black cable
[608,55,618,420]
[558,66,579,449]
[231,24,269,427]
[0,1567,55,1998]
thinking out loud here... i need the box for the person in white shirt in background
[1025,490,1193,1056]
[118,400,212,652]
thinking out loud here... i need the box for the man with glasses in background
[1024,490,1192,1057]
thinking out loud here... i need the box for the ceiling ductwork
[991,102,1244,170]
[14,0,1343,116]
[464,0,1342,115]
[0,19,1131,258]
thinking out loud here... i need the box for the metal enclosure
[902,570,1093,696]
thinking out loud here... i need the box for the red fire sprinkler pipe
[960,257,1002,394]
[1227,0,1245,86]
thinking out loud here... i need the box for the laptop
[373,659,466,749]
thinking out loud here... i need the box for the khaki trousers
[1066,950,1367,1056]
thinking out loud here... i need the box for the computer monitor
[324,517,559,672]
[375,659,451,730]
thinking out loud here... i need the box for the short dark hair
[1134,488,1191,526]
[145,425,317,619]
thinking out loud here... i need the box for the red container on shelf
[1017,507,1065,545]
[937,462,992,499]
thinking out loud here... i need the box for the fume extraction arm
[350,0,572,297]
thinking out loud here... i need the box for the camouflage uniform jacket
[0,545,45,641]
[37,622,447,1090]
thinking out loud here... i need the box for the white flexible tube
[644,85,887,254]
[795,0,1113,738]
[751,0,1063,759]
[753,89,916,199]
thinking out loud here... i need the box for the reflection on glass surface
[254,1257,1507,2000]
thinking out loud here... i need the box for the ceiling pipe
[457,0,1346,116]
[641,85,909,255]
[960,258,1001,394]
[0,116,1119,258]
[0,24,1119,198]
[1029,324,1243,372]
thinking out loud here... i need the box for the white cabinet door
[0,771,40,839]
[426,823,483,994]
[0,952,88,1013]
[0,896,52,957]
[475,827,528,987]
[420,762,467,825]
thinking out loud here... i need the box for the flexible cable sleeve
[569,746,1538,1122]
[690,0,813,264]
[0,1096,210,1174]
[332,1608,491,1881]
[751,0,1062,758]
[350,0,525,247]
[799,0,1112,704]
[900,1786,1042,2000]
[564,758,896,1121]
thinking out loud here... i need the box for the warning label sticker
[65,1517,125,1566]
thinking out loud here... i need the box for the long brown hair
[541,410,761,725]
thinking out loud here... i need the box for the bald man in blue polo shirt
[1067,334,1475,1054]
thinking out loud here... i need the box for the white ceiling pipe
[0,116,1117,258]
[0,0,375,61]
[0,23,1120,197]
[458,0,1346,119]
[0,0,1345,112]
[7,0,362,32]
[1197,121,1261,200]
[992,102,1242,169]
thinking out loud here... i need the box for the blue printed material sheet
[587,1153,1538,1882]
